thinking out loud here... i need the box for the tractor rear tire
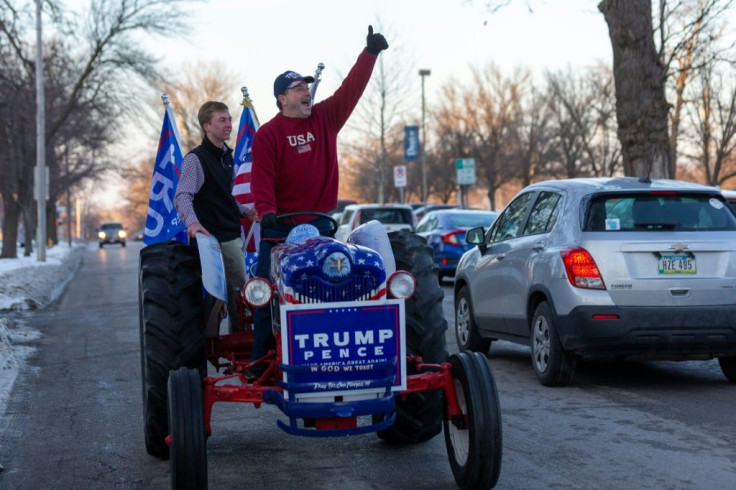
[139,241,206,460]
[376,230,449,444]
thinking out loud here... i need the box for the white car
[335,204,416,242]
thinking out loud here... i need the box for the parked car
[98,221,126,248]
[454,177,736,386]
[414,203,457,221]
[416,209,498,280]
[335,204,415,242]
[328,198,357,215]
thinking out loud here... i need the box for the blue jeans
[250,216,334,362]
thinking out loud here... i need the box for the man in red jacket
[247,25,388,378]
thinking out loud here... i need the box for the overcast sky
[63,0,614,206]
[141,0,611,122]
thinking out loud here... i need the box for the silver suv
[454,177,736,386]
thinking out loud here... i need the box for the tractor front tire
[168,367,208,489]
[377,230,449,444]
[139,242,206,459]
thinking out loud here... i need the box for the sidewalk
[0,241,87,432]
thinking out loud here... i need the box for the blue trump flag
[143,95,187,245]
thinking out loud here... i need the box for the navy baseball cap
[273,71,315,98]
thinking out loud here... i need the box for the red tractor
[139,214,502,489]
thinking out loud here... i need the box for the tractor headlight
[242,278,273,307]
[118,230,126,239]
[387,271,416,299]
[98,231,106,239]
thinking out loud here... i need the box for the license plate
[658,254,696,274]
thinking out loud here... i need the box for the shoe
[245,364,267,381]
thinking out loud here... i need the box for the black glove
[366,25,388,55]
[261,213,277,231]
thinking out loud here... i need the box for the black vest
[190,137,241,242]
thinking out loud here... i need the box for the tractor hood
[272,236,387,304]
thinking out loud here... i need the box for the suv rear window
[359,208,413,225]
[584,193,736,231]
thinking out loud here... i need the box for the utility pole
[35,0,47,261]
[66,151,72,246]
[76,196,81,241]
[419,69,431,205]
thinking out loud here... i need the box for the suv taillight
[561,248,605,290]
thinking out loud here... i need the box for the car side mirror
[465,226,487,254]
[465,226,485,245]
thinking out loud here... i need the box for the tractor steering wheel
[274,212,339,237]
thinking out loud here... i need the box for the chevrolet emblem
[669,243,689,253]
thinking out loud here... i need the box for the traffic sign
[394,165,407,187]
[455,158,476,185]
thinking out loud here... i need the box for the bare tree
[684,66,736,185]
[546,64,622,178]
[0,0,191,258]
[434,65,529,210]
[345,20,415,204]
[599,0,672,178]
[341,126,409,203]
[509,85,557,187]
[162,60,240,152]
[118,61,241,229]
[656,0,735,177]
[431,85,476,205]
[119,157,156,229]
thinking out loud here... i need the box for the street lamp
[419,69,431,205]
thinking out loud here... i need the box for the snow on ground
[0,241,86,418]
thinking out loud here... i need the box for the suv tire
[530,301,576,387]
[139,242,206,459]
[455,286,492,353]
[375,231,449,444]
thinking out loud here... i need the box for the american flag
[232,88,260,252]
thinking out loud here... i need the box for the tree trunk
[0,192,20,259]
[599,0,672,178]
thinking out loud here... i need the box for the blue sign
[281,301,407,399]
[404,125,420,161]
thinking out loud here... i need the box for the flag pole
[240,86,260,124]
[161,93,183,148]
[309,62,325,106]
[235,86,260,253]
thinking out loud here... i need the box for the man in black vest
[175,101,257,332]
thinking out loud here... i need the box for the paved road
[0,242,734,489]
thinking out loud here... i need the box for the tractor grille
[295,276,378,303]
